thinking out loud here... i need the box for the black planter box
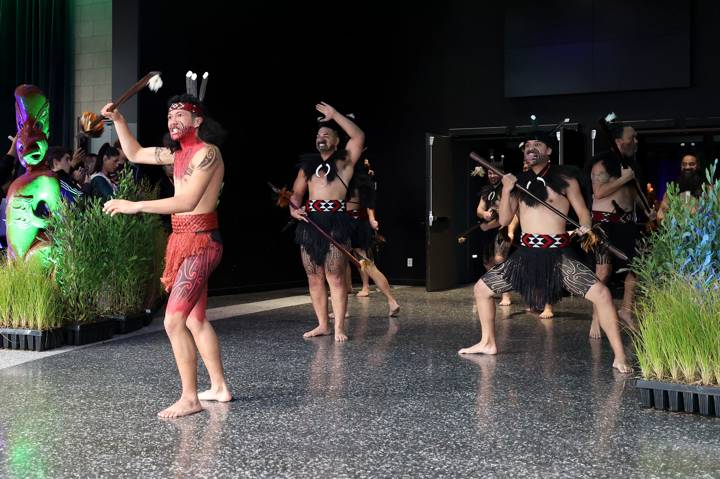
[63,318,116,346]
[635,379,720,417]
[104,313,146,335]
[0,327,64,351]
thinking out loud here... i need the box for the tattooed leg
[159,242,223,418]
[459,262,512,355]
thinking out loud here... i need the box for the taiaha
[469,152,628,261]
[80,71,163,138]
[267,182,372,269]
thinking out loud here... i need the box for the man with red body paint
[101,93,231,419]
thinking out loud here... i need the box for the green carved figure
[6,85,61,263]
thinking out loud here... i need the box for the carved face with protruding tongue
[15,85,50,168]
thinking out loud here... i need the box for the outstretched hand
[103,198,141,216]
[316,102,337,122]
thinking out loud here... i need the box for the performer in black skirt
[459,126,632,373]
[290,102,365,342]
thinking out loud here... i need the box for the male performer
[290,102,365,342]
[346,161,400,316]
[476,162,514,307]
[459,129,632,373]
[588,121,641,338]
[101,82,232,418]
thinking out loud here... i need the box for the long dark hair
[95,143,119,174]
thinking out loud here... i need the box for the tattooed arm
[103,145,222,216]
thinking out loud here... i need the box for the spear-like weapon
[469,152,628,261]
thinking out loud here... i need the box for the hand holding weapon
[267,182,372,269]
[81,71,163,138]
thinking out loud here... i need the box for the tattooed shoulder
[182,145,221,179]
[196,145,221,171]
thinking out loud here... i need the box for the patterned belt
[521,232,570,249]
[171,212,219,233]
[305,199,346,212]
[592,210,633,224]
[347,208,369,219]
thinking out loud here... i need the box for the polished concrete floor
[1,286,719,478]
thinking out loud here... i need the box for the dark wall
[132,1,720,292]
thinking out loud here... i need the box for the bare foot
[356,289,370,297]
[498,293,512,306]
[304,326,332,338]
[539,305,554,319]
[198,387,232,403]
[158,397,203,419]
[589,318,602,339]
[458,342,497,355]
[388,302,400,317]
[613,359,633,374]
[335,330,348,342]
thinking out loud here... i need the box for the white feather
[148,74,163,92]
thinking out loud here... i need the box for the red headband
[169,102,203,116]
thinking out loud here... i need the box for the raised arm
[100,103,173,165]
[316,102,365,165]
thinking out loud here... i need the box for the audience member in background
[46,146,84,203]
[90,143,120,199]
[84,152,98,174]
[71,164,92,195]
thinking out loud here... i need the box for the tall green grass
[633,281,720,385]
[47,170,166,322]
[0,258,64,330]
[632,162,720,385]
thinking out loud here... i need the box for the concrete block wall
[73,0,112,151]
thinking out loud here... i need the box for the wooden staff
[469,152,628,261]
[267,182,371,269]
[81,71,163,137]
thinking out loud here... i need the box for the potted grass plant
[631,162,720,416]
[0,258,65,351]
[47,170,166,341]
